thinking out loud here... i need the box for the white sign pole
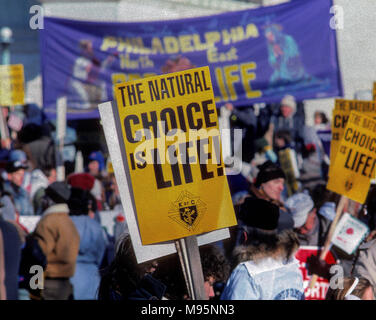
[74,150,84,173]
[56,96,67,181]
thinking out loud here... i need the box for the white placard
[56,96,67,140]
[331,212,369,255]
[99,210,120,237]
[19,216,41,234]
[98,101,231,263]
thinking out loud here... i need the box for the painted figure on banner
[264,24,309,85]
[67,39,117,110]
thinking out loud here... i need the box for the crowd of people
[0,94,375,301]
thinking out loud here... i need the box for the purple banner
[40,0,342,119]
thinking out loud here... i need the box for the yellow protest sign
[113,66,236,245]
[327,111,376,204]
[0,64,25,106]
[329,99,376,178]
[335,98,376,113]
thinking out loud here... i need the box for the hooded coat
[221,229,304,300]
[34,204,80,278]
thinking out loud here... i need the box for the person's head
[17,123,44,144]
[68,187,91,216]
[274,130,292,149]
[41,181,71,211]
[285,192,316,235]
[87,151,105,176]
[234,197,299,268]
[264,24,282,43]
[41,164,57,185]
[326,277,374,300]
[280,95,296,118]
[67,172,95,191]
[199,244,230,300]
[255,161,286,201]
[310,184,340,221]
[98,234,163,300]
[314,111,329,126]
[6,164,28,188]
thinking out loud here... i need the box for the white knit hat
[285,193,314,228]
[281,95,297,113]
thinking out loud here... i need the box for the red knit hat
[67,173,95,191]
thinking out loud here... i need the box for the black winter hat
[68,187,91,216]
[255,160,286,187]
[45,182,71,204]
[239,197,280,231]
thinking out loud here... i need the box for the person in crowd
[0,228,5,300]
[3,154,33,216]
[0,200,22,300]
[325,277,374,300]
[313,111,331,179]
[225,102,258,163]
[87,150,106,180]
[29,164,57,215]
[16,123,56,171]
[352,237,376,297]
[285,192,331,247]
[68,187,107,300]
[221,197,303,300]
[33,181,80,300]
[104,172,121,210]
[270,95,306,155]
[67,172,105,212]
[199,244,231,300]
[68,173,115,270]
[310,183,340,223]
[224,160,294,261]
[299,125,328,189]
[314,111,330,130]
[151,243,231,300]
[248,160,294,232]
[97,234,167,300]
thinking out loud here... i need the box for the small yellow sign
[327,111,376,204]
[278,148,299,196]
[114,66,237,245]
[0,64,25,107]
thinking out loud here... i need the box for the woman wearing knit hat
[221,197,304,300]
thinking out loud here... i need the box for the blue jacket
[70,215,107,300]
[3,181,33,216]
[0,216,22,300]
[221,256,304,300]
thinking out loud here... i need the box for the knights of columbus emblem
[168,191,207,231]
